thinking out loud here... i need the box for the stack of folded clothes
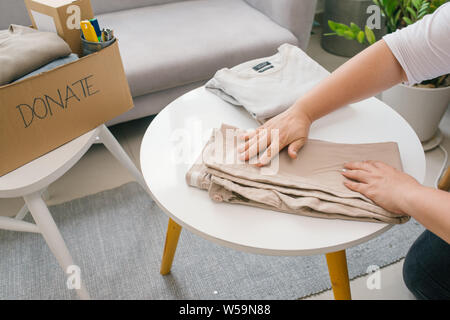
[187,126,408,224]
[0,24,76,85]
[206,43,330,123]
[198,45,408,224]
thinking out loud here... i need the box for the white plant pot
[381,83,450,142]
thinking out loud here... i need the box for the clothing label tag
[258,65,274,73]
[252,61,272,71]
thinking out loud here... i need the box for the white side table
[140,87,426,300]
[0,124,148,300]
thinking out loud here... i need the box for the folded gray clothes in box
[14,54,79,82]
[186,124,409,224]
[205,44,330,122]
[0,24,72,85]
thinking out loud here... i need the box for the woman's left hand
[342,160,421,215]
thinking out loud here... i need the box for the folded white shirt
[205,43,330,122]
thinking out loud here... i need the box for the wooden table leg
[438,167,450,191]
[325,250,352,300]
[160,218,182,275]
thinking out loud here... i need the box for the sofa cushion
[92,0,189,15]
[97,0,298,97]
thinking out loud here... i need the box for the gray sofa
[0,0,317,125]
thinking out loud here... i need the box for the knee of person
[403,251,417,290]
[401,231,444,300]
[402,248,417,291]
[402,233,428,299]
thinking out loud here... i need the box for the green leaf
[418,2,430,18]
[343,30,356,40]
[328,20,338,31]
[412,0,421,10]
[403,16,413,25]
[356,31,365,44]
[417,10,428,19]
[350,22,362,34]
[394,8,402,24]
[335,28,346,36]
[406,6,417,19]
[389,17,396,31]
[420,2,430,11]
[335,23,351,32]
[385,0,398,16]
[328,20,352,33]
[365,26,376,45]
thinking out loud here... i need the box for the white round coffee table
[140,87,426,300]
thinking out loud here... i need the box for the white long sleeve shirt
[383,2,450,85]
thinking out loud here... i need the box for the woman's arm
[296,39,406,122]
[342,161,450,244]
[239,39,406,165]
[240,3,450,164]
[404,186,450,244]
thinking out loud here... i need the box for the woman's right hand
[238,103,313,166]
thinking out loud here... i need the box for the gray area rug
[0,182,424,300]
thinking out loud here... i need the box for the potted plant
[321,0,387,57]
[326,0,450,143]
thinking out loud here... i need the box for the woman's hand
[238,104,313,166]
[342,160,422,214]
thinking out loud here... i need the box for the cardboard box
[24,0,94,55]
[0,40,133,177]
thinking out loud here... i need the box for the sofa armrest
[244,0,317,50]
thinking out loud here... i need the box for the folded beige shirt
[0,25,72,85]
[186,124,409,224]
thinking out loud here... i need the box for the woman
[239,3,450,299]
